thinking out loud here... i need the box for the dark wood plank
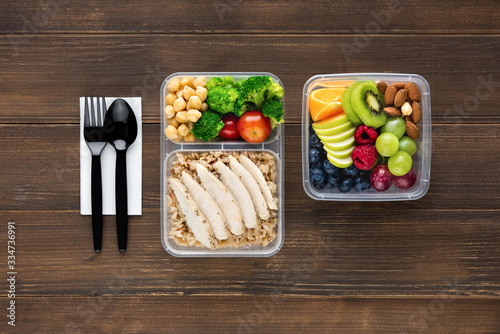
[2,205,499,296]
[1,35,499,124]
[3,296,500,333]
[1,0,499,34]
[1,124,499,211]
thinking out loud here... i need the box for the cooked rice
[167,151,278,249]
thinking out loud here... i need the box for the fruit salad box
[302,73,431,201]
[161,72,284,257]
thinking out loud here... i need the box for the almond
[411,101,422,123]
[394,83,406,90]
[405,117,420,139]
[394,89,408,108]
[384,85,397,106]
[383,106,402,117]
[377,81,388,94]
[405,82,421,102]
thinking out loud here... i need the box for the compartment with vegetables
[163,74,284,143]
[303,74,431,200]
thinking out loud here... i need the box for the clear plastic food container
[161,72,284,256]
[302,73,431,201]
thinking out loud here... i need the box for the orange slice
[310,80,355,90]
[309,88,346,122]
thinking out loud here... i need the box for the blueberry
[313,181,327,190]
[327,174,340,188]
[338,177,354,193]
[343,165,360,177]
[309,133,323,150]
[324,181,335,189]
[354,176,371,191]
[310,162,322,169]
[309,148,320,164]
[323,160,340,176]
[310,168,326,184]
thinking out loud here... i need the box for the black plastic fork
[83,96,107,252]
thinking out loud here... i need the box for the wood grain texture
[1,208,499,297]
[1,35,499,124]
[1,0,499,33]
[1,296,498,333]
[1,0,500,332]
[1,124,499,211]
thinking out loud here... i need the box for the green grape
[388,151,412,176]
[380,117,406,139]
[375,132,399,157]
[399,136,417,156]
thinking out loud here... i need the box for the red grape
[393,168,417,189]
[370,165,393,192]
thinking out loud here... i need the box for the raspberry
[351,145,379,170]
[354,125,378,145]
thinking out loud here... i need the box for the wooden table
[1,1,499,332]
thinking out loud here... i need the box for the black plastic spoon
[104,99,138,251]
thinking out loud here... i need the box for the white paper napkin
[80,97,142,215]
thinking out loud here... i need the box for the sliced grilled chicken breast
[228,155,270,220]
[196,164,246,236]
[238,154,278,210]
[169,177,217,249]
[214,160,258,229]
[181,171,230,240]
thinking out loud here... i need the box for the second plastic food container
[302,73,431,201]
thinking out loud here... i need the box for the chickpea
[167,117,180,127]
[187,109,202,122]
[176,90,183,98]
[175,111,188,123]
[193,76,206,88]
[180,77,194,89]
[186,121,194,130]
[164,105,175,119]
[188,95,202,110]
[201,102,209,112]
[173,97,186,112]
[184,132,196,142]
[182,86,195,101]
[165,93,176,106]
[178,124,190,137]
[165,125,178,140]
[167,78,181,92]
[195,86,208,102]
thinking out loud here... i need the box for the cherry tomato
[219,114,240,140]
[237,111,271,143]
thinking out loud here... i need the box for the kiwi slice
[340,83,363,126]
[350,81,388,129]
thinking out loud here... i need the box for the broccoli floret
[206,77,223,90]
[234,76,284,116]
[266,81,284,101]
[207,86,239,115]
[262,99,284,122]
[191,111,224,141]
[206,76,235,90]
[236,76,272,112]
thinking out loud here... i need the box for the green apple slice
[323,136,355,151]
[316,126,355,143]
[312,113,349,130]
[312,121,353,136]
[327,154,353,168]
[324,145,355,159]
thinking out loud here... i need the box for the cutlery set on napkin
[80,97,142,252]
